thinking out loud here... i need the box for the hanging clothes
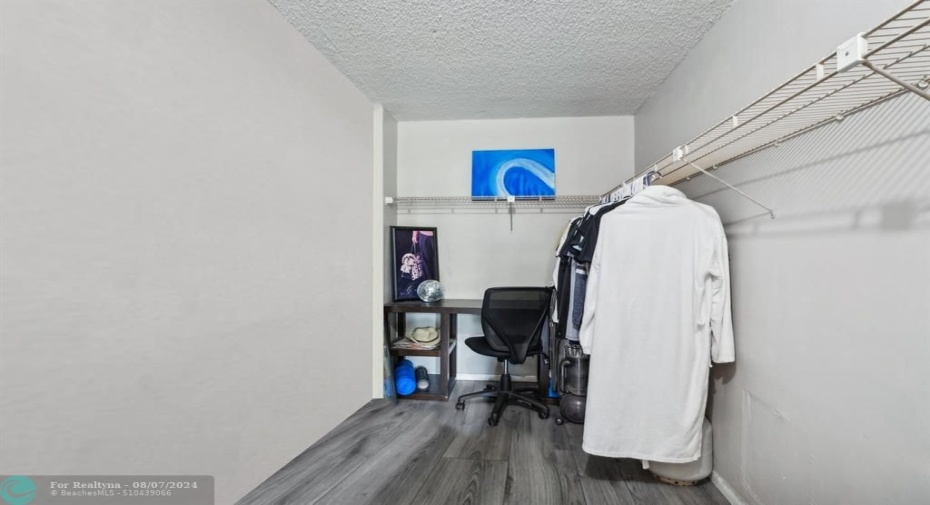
[580,185,734,463]
[552,200,627,343]
[553,217,583,341]
[558,201,624,263]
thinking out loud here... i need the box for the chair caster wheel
[539,410,550,420]
[555,417,565,425]
[488,413,499,426]
[455,402,465,410]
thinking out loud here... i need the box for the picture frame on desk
[390,226,439,301]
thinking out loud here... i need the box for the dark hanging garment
[571,266,587,331]
[572,200,625,263]
[554,199,628,341]
[558,202,622,261]
[554,200,627,341]
[555,217,583,341]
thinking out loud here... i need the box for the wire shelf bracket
[682,157,775,219]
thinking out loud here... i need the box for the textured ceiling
[268,0,733,120]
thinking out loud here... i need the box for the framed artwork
[472,148,555,198]
[390,226,440,301]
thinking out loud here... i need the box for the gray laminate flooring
[237,381,730,505]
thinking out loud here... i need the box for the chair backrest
[481,287,553,364]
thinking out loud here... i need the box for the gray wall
[635,1,929,504]
[383,112,399,309]
[0,2,374,503]
[373,106,398,396]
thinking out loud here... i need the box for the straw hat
[410,326,439,345]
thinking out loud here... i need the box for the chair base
[455,371,550,426]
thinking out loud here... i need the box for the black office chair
[455,287,552,426]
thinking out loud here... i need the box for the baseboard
[711,471,749,505]
[455,373,538,382]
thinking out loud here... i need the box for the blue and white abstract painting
[471,149,555,198]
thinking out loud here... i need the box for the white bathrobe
[579,185,734,463]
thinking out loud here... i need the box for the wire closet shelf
[386,195,602,212]
[604,0,930,199]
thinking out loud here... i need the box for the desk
[385,299,555,403]
[384,299,482,400]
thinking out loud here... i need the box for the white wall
[372,105,398,397]
[0,2,374,504]
[634,1,929,504]
[396,116,634,379]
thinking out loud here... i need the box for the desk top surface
[385,298,482,314]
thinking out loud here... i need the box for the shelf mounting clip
[837,33,930,101]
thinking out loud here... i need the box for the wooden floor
[238,381,730,505]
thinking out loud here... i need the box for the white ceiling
[269,0,734,120]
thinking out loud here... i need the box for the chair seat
[465,336,542,361]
